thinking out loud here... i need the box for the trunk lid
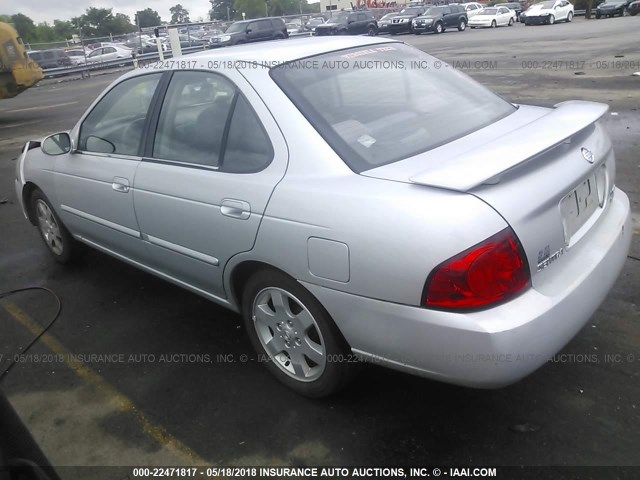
[361,101,615,286]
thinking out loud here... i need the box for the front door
[54,72,163,260]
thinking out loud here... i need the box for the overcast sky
[2,0,212,24]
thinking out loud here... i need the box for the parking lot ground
[0,16,639,477]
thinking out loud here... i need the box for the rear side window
[151,71,273,172]
[153,71,235,167]
[223,95,273,173]
[271,43,515,173]
[271,18,285,29]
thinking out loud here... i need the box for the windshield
[380,13,397,20]
[479,8,498,14]
[535,1,555,7]
[308,18,324,25]
[270,43,515,173]
[331,13,350,23]
[423,7,442,15]
[400,7,423,14]
[225,22,246,33]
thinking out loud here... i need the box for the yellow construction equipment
[0,22,43,99]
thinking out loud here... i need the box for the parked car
[494,2,524,19]
[286,22,304,35]
[460,2,486,17]
[412,5,469,33]
[595,0,632,17]
[629,0,640,14]
[208,18,288,47]
[314,11,378,36]
[521,0,574,24]
[64,48,88,66]
[304,17,327,32]
[387,6,427,34]
[27,49,72,69]
[469,6,517,27]
[15,37,631,397]
[377,12,400,32]
[81,45,133,65]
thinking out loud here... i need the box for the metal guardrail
[41,44,206,78]
[41,33,314,78]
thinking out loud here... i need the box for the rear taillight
[423,228,531,311]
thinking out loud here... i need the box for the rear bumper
[302,188,631,388]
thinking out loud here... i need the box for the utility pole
[77,21,90,78]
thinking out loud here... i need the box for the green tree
[210,0,235,20]
[0,14,13,23]
[170,4,191,23]
[233,0,267,18]
[108,13,135,34]
[135,8,162,28]
[10,13,36,42]
[53,19,75,39]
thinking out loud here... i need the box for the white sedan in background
[460,2,485,17]
[469,6,516,27]
[521,0,574,24]
[82,45,133,65]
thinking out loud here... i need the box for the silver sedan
[15,37,632,397]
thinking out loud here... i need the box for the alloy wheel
[252,287,326,382]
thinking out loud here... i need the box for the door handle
[112,177,130,193]
[220,199,251,220]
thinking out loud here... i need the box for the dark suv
[208,17,288,47]
[27,49,72,69]
[412,5,469,33]
[315,11,378,36]
[387,6,427,34]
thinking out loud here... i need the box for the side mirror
[246,27,252,33]
[41,133,71,156]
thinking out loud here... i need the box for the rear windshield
[270,43,515,173]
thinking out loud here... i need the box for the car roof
[182,37,396,66]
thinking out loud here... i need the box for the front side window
[271,43,515,173]
[79,73,161,156]
[152,71,235,167]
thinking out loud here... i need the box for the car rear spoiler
[409,100,609,191]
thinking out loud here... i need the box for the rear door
[442,6,455,27]
[132,70,288,299]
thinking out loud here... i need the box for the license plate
[560,175,599,244]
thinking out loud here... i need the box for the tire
[30,189,76,264]
[242,269,356,398]
[567,11,573,21]
[596,12,601,18]
[508,17,514,25]
[548,14,555,24]
[274,33,285,39]
[458,19,467,31]
[435,22,444,33]
[491,20,497,28]
[367,26,377,36]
